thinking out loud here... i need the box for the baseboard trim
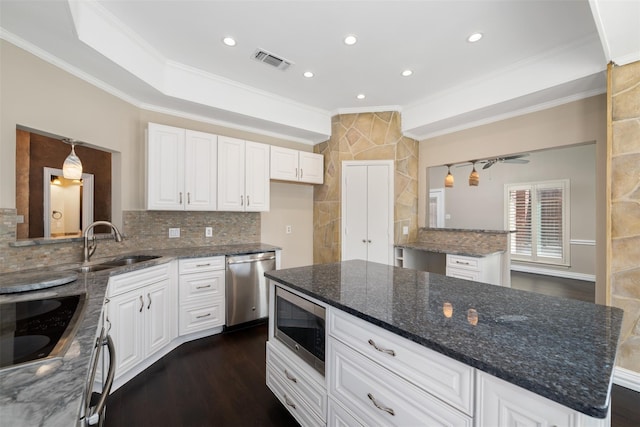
[614,366,640,392]
[511,264,595,282]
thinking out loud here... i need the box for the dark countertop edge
[421,227,514,234]
[395,242,504,257]
[264,272,615,419]
[0,242,280,427]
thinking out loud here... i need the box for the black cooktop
[0,294,85,369]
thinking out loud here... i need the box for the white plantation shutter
[506,180,569,265]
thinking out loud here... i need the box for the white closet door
[343,165,369,261]
[366,164,391,264]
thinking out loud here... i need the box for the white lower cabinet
[266,341,326,426]
[476,371,608,427]
[446,253,502,286]
[106,263,176,380]
[178,256,225,335]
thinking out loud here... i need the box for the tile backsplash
[0,208,260,273]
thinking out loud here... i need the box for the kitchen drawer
[178,256,225,274]
[266,341,326,419]
[179,269,224,304]
[108,263,172,297]
[267,363,325,427]
[178,299,224,335]
[446,267,481,281]
[328,397,363,427]
[328,338,472,427]
[328,308,474,415]
[447,254,481,271]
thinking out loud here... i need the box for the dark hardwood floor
[105,273,639,426]
[105,323,299,427]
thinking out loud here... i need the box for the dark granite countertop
[0,242,280,427]
[265,260,623,419]
[396,241,504,257]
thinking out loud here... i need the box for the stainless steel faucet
[83,221,124,263]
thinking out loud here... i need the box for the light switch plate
[169,228,180,238]
[205,227,213,237]
[402,226,409,235]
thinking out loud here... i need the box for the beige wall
[0,40,314,269]
[609,60,640,375]
[419,95,607,304]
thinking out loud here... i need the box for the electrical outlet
[168,228,180,238]
[286,225,292,234]
[402,226,409,235]
[205,227,213,237]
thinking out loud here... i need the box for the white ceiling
[1,1,638,144]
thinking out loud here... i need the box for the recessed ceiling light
[344,35,358,46]
[303,71,314,78]
[356,94,365,100]
[467,32,483,43]
[401,69,413,77]
[222,37,237,47]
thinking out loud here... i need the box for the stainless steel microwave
[274,286,326,376]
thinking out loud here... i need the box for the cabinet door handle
[368,239,372,243]
[284,369,298,383]
[139,295,144,313]
[187,192,191,204]
[240,195,244,206]
[295,167,298,178]
[196,285,211,289]
[362,239,367,243]
[247,195,250,206]
[300,168,303,178]
[147,293,152,310]
[179,192,183,204]
[196,313,211,319]
[367,393,395,416]
[283,394,296,410]
[368,339,396,356]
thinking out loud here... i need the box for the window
[505,180,570,265]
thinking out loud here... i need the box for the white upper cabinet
[147,123,217,210]
[217,136,270,212]
[270,146,324,184]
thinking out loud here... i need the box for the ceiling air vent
[252,49,292,71]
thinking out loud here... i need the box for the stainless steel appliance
[274,286,326,375]
[226,251,276,327]
[82,326,115,426]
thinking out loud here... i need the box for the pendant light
[468,162,479,186]
[444,165,454,188]
[62,139,83,180]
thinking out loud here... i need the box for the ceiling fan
[479,154,529,169]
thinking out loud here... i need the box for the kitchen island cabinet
[265,260,622,426]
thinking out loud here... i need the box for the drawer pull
[284,369,298,383]
[368,339,396,356]
[284,394,296,410]
[455,260,471,265]
[367,393,395,416]
[196,263,212,267]
[196,313,211,319]
[196,285,212,289]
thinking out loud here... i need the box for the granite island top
[395,241,503,257]
[264,259,623,418]
[0,243,280,427]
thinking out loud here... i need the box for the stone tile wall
[417,228,508,253]
[313,112,418,264]
[0,209,259,273]
[610,60,640,374]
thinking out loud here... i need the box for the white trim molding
[570,239,596,246]
[614,366,640,392]
[510,264,595,282]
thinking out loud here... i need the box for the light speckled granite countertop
[0,243,279,427]
[265,260,622,419]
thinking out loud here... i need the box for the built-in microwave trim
[274,286,326,376]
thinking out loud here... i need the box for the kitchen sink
[76,255,161,273]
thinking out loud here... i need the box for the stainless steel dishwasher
[226,251,276,327]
